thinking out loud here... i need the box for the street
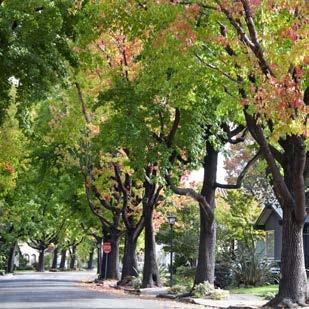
[0,272,198,309]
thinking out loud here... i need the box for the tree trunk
[267,208,307,306]
[6,241,17,273]
[87,249,94,270]
[69,245,76,270]
[194,143,218,285]
[194,208,216,285]
[304,154,309,208]
[120,230,138,284]
[51,247,58,269]
[59,249,66,270]
[100,231,120,280]
[97,246,101,274]
[142,205,161,288]
[37,249,45,272]
[245,111,308,306]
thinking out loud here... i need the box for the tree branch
[166,108,180,147]
[75,82,92,124]
[113,164,131,230]
[165,175,214,222]
[85,183,112,227]
[133,216,144,241]
[215,149,261,189]
[218,4,255,49]
[91,183,117,213]
[240,0,273,76]
[195,53,239,83]
[245,111,294,207]
[176,0,218,11]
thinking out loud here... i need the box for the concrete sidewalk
[136,286,266,308]
[192,294,265,308]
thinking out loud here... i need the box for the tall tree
[185,1,309,305]
[0,0,78,121]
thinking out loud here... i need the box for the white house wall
[18,243,39,266]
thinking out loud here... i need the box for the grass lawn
[230,285,278,297]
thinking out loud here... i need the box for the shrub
[208,288,229,300]
[176,265,196,278]
[193,281,229,300]
[193,281,214,298]
[229,246,279,287]
[168,284,188,295]
[158,265,169,286]
[0,254,6,270]
[24,265,35,271]
[44,254,52,269]
[132,273,142,289]
[174,265,195,288]
[264,292,277,300]
[16,256,28,270]
[215,261,233,288]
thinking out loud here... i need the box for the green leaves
[0,0,78,122]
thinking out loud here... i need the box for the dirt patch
[80,280,128,297]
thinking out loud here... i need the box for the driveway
[0,271,199,309]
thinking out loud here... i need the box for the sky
[189,153,226,184]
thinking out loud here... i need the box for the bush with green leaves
[208,288,229,300]
[264,292,277,300]
[193,281,229,300]
[215,261,233,288]
[232,248,274,287]
[158,265,170,286]
[132,273,142,289]
[16,255,28,270]
[156,203,199,268]
[0,253,6,271]
[193,281,214,298]
[168,284,189,295]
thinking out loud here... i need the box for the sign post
[102,242,112,280]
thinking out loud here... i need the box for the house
[16,243,39,267]
[255,204,309,268]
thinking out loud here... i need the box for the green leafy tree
[0,0,79,121]
[216,190,266,287]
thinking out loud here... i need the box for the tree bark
[59,249,66,270]
[37,249,45,272]
[194,208,216,285]
[97,246,101,274]
[87,248,94,270]
[69,245,77,270]
[268,207,307,306]
[194,143,217,285]
[100,230,120,280]
[51,247,58,269]
[245,110,308,306]
[304,154,309,209]
[6,241,17,273]
[120,230,138,282]
[142,203,161,287]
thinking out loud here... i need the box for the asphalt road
[0,271,197,309]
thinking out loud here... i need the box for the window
[266,230,275,258]
[24,254,30,264]
[31,254,36,264]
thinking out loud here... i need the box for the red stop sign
[102,242,112,254]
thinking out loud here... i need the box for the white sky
[189,152,226,184]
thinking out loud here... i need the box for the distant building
[255,204,309,268]
[16,243,39,267]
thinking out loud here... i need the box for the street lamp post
[167,214,176,287]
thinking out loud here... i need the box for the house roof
[255,203,309,228]
[255,203,282,228]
